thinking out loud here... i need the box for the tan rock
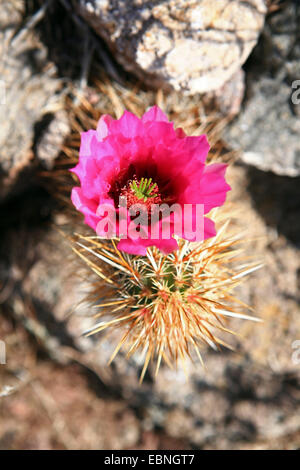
[76,0,266,94]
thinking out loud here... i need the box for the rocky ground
[0,0,299,450]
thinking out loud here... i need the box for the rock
[225,0,300,176]
[207,69,246,117]
[35,110,70,171]
[0,1,67,201]
[76,0,266,95]
[1,164,300,449]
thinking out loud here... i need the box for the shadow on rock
[246,166,300,247]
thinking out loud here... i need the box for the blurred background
[0,0,299,450]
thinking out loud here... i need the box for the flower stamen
[130,177,158,202]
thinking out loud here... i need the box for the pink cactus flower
[71,106,230,255]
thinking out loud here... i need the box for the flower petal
[71,187,99,230]
[117,238,148,256]
[70,106,230,255]
[198,163,231,213]
[142,105,169,123]
[109,110,144,139]
[96,114,114,140]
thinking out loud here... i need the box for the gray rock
[76,0,266,95]
[2,166,300,449]
[0,1,67,200]
[226,0,300,176]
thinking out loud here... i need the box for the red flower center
[120,177,163,212]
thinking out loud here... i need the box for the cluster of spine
[71,211,261,380]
